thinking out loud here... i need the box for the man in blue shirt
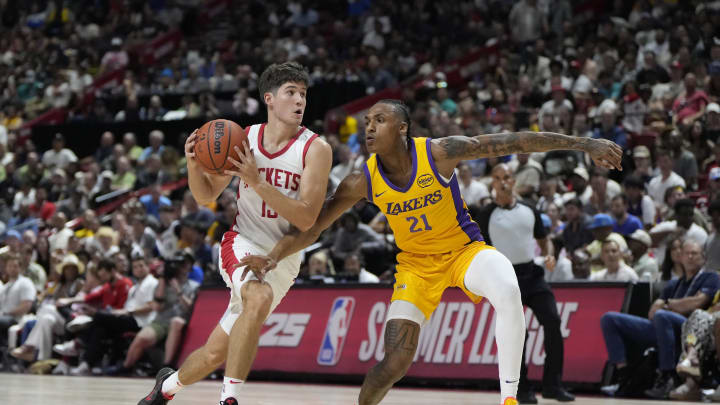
[139,184,172,220]
[600,240,719,399]
[610,194,643,237]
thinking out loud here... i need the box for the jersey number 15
[261,201,278,218]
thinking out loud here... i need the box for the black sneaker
[138,367,176,405]
[644,372,675,400]
[516,389,538,404]
[220,398,239,405]
[542,387,575,402]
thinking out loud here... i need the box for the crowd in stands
[0,0,720,400]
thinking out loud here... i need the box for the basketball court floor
[0,373,689,405]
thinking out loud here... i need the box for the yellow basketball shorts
[391,241,494,319]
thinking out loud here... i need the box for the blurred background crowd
[0,0,719,394]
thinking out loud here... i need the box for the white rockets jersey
[232,123,318,251]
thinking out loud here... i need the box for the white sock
[462,249,525,403]
[221,376,244,401]
[500,378,520,402]
[161,371,185,397]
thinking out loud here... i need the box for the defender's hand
[585,138,623,171]
[237,254,278,283]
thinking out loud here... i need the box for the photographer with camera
[108,250,198,375]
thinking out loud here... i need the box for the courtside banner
[178,284,629,383]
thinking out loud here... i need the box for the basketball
[193,119,246,175]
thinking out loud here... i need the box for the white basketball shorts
[217,230,300,334]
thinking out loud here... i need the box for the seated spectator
[650,199,708,265]
[304,250,334,284]
[626,229,659,281]
[28,187,56,223]
[180,189,215,227]
[600,240,719,399]
[537,177,564,214]
[41,133,78,171]
[630,146,654,185]
[647,148,686,210]
[138,130,166,165]
[672,73,708,130]
[56,258,133,316]
[129,215,157,259]
[591,240,638,282]
[69,256,157,376]
[624,175,656,229]
[139,184,172,220]
[610,195,643,237]
[512,154,544,201]
[337,253,379,283]
[664,129,698,189]
[457,162,489,208]
[9,254,84,362]
[561,198,593,253]
[0,253,35,349]
[593,100,628,149]
[19,243,46,293]
[106,253,197,375]
[668,296,720,400]
[562,167,591,205]
[568,249,591,281]
[707,200,720,272]
[586,213,628,272]
[111,156,136,191]
[330,211,384,268]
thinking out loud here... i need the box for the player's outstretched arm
[430,132,623,174]
[238,172,367,276]
[230,139,332,231]
[186,130,232,205]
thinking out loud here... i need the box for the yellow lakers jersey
[363,137,484,254]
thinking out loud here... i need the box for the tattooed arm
[430,131,623,176]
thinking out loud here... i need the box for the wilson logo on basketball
[213,121,226,154]
[417,174,434,188]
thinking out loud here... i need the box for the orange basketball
[193,119,246,175]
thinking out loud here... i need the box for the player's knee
[381,352,414,381]
[242,283,274,319]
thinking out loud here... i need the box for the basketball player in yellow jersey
[239,99,623,405]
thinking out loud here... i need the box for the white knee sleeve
[386,299,426,326]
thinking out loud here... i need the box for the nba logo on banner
[317,296,355,366]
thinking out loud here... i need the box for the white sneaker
[52,360,70,375]
[66,315,93,333]
[69,361,90,376]
[53,340,78,357]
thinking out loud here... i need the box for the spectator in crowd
[42,134,77,171]
[626,229,659,281]
[569,249,591,281]
[513,154,544,202]
[624,175,656,229]
[10,254,84,362]
[140,184,172,220]
[304,250,334,284]
[672,73,709,130]
[338,253,379,284]
[94,132,115,164]
[536,178,564,214]
[664,129,699,189]
[138,130,166,164]
[636,51,670,87]
[508,0,546,45]
[69,256,157,376]
[29,187,56,223]
[457,162,489,208]
[610,195,643,237]
[99,37,129,76]
[593,101,628,150]
[650,199,708,265]
[107,253,197,375]
[600,240,719,399]
[630,146,653,185]
[329,211,384,271]
[0,253,35,349]
[136,154,171,189]
[19,243,45,293]
[706,199,720,272]
[648,148,686,209]
[590,240,638,282]
[586,213,628,272]
[669,296,720,400]
[561,198,593,254]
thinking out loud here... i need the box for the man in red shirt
[29,187,56,222]
[673,73,709,128]
[57,259,132,312]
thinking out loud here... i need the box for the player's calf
[359,319,420,405]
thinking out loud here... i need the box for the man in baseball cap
[586,213,629,271]
[626,229,658,280]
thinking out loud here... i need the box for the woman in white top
[591,239,639,282]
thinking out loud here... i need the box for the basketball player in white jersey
[139,62,332,405]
